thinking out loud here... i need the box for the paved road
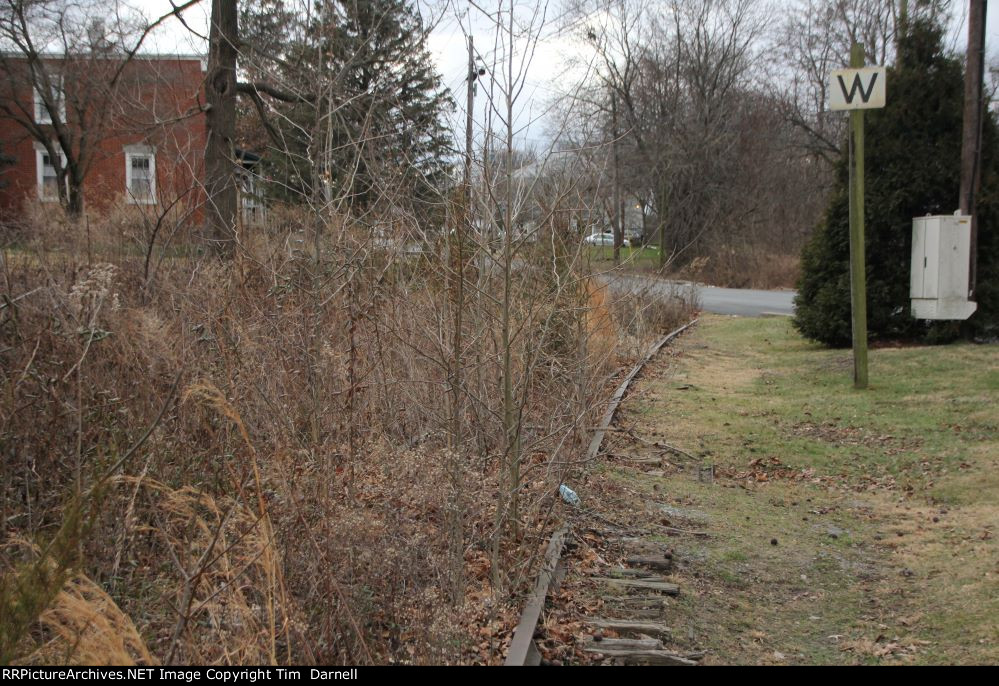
[605,273,796,318]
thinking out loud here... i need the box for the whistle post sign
[829,66,886,110]
[833,46,884,390]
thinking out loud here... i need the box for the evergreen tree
[240,0,454,215]
[794,16,999,345]
[240,0,294,59]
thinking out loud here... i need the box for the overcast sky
[131,0,999,150]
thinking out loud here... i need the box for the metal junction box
[910,214,977,320]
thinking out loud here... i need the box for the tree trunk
[68,167,85,217]
[53,162,83,217]
[657,184,669,270]
[204,0,239,254]
[67,184,83,216]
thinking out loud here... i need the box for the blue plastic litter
[559,484,581,507]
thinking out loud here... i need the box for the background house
[0,54,208,225]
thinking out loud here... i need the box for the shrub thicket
[794,17,999,345]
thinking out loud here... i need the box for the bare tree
[567,0,769,262]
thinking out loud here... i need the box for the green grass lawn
[587,245,662,271]
[601,314,998,664]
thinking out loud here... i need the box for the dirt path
[539,314,997,665]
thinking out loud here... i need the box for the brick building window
[34,145,66,201]
[33,75,65,124]
[124,146,156,205]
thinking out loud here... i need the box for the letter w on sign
[829,66,886,111]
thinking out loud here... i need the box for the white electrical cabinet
[910,214,977,320]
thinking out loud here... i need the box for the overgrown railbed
[0,211,695,664]
[543,314,997,665]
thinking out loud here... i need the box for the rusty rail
[504,318,698,666]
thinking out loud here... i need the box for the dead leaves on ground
[840,634,933,662]
[714,455,819,484]
[791,422,924,455]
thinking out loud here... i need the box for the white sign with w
[829,66,886,111]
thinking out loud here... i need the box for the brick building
[0,54,208,225]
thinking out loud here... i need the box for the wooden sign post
[830,45,886,390]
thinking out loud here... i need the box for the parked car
[584,230,615,246]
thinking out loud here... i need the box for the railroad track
[505,319,701,666]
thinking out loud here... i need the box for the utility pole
[848,43,869,390]
[959,0,987,299]
[446,35,476,606]
[465,36,475,209]
[611,90,623,263]
[449,35,474,455]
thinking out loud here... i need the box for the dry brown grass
[0,206,695,664]
[676,246,800,290]
[607,281,700,361]
[26,571,156,666]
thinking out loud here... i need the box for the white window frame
[34,143,67,202]
[240,170,265,224]
[33,74,66,125]
[124,145,157,205]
